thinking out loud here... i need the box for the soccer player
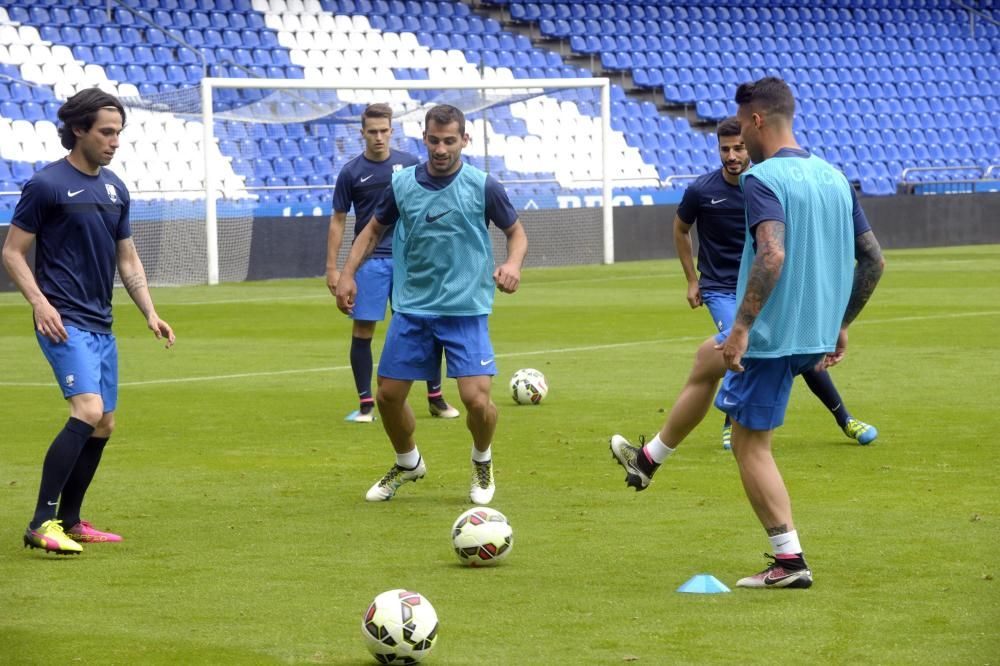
[2,88,175,555]
[327,103,459,423]
[611,77,884,588]
[335,104,527,504]
[674,116,878,449]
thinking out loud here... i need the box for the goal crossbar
[200,77,613,285]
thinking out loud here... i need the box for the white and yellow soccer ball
[509,368,548,405]
[451,507,514,567]
[361,589,438,665]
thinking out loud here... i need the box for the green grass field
[1,244,998,665]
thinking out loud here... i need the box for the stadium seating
[0,0,998,209]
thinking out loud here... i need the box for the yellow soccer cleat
[23,519,83,555]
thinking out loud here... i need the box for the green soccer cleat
[23,519,83,555]
[722,423,733,450]
[843,417,878,445]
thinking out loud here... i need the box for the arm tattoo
[118,238,150,302]
[842,230,885,326]
[734,221,785,328]
[121,271,147,297]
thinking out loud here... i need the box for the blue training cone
[677,574,731,594]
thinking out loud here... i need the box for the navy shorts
[713,327,823,431]
[351,257,393,322]
[378,313,496,380]
[36,325,118,411]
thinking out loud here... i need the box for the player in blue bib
[674,117,877,449]
[3,89,175,555]
[336,105,527,505]
[610,78,884,589]
[327,103,458,423]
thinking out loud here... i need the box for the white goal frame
[200,77,613,285]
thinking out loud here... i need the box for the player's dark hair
[734,77,795,121]
[57,88,126,150]
[717,116,742,138]
[361,102,393,127]
[425,104,466,135]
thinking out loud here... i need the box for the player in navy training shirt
[326,103,458,423]
[3,88,175,555]
[673,117,878,449]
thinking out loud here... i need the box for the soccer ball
[510,368,548,405]
[361,589,438,665]
[451,507,513,566]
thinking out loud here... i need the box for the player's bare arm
[325,210,348,296]
[818,230,884,370]
[2,225,67,342]
[672,214,701,308]
[721,220,785,371]
[842,230,885,327]
[116,237,175,347]
[494,220,527,294]
[336,217,387,313]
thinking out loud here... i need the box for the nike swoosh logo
[722,397,737,406]
[425,209,453,223]
[710,198,727,204]
[360,175,374,183]
[47,501,58,506]
[68,189,85,197]
[480,359,493,366]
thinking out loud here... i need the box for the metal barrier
[899,165,993,196]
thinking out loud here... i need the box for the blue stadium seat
[164,65,186,85]
[183,28,205,46]
[11,162,35,183]
[203,29,224,47]
[146,65,167,84]
[69,7,90,25]
[40,26,62,43]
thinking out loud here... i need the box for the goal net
[121,76,613,285]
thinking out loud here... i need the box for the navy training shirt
[742,148,872,249]
[373,162,518,231]
[11,158,131,334]
[333,149,420,257]
[675,168,746,291]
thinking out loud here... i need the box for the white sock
[644,433,676,464]
[768,529,802,557]
[397,447,421,470]
[471,444,492,463]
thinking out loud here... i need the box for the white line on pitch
[1,310,997,388]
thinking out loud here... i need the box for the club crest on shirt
[105,184,117,203]
[392,164,403,172]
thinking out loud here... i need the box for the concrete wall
[1,192,997,291]
[613,191,1000,260]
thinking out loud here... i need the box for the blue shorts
[36,325,118,411]
[351,257,393,322]
[701,290,736,333]
[713,327,823,431]
[378,313,496,380]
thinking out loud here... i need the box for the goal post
[198,76,614,286]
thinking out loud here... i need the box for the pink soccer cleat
[66,521,123,543]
